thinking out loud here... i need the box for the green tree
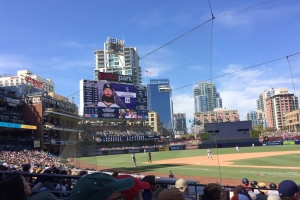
[254,125,264,133]
[199,132,210,140]
[280,126,289,131]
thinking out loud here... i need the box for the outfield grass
[75,145,300,184]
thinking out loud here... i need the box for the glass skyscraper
[147,79,173,129]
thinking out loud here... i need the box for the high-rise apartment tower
[94,37,142,85]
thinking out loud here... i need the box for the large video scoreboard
[81,80,148,119]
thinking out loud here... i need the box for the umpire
[148,151,152,163]
[132,153,137,167]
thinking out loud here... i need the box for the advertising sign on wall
[0,122,37,130]
[98,72,133,84]
[158,147,169,151]
[128,149,141,153]
[283,141,295,145]
[108,150,124,155]
[266,141,282,146]
[34,141,40,148]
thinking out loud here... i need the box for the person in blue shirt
[142,175,157,200]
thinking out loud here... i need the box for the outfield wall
[74,139,300,157]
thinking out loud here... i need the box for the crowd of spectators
[169,140,201,146]
[260,130,300,143]
[261,130,300,138]
[93,129,159,137]
[0,150,60,171]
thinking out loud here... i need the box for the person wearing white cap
[175,178,196,200]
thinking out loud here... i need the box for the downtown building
[244,111,265,127]
[266,88,298,129]
[0,70,82,153]
[0,70,55,97]
[147,79,174,129]
[255,88,275,127]
[173,113,187,134]
[194,81,227,126]
[195,108,240,125]
[93,37,142,86]
[193,81,222,112]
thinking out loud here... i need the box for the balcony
[44,108,81,119]
[43,123,83,132]
[50,139,78,145]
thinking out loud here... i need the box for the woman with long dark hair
[0,172,31,200]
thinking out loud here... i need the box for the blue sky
[1,0,300,126]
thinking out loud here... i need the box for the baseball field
[72,145,300,186]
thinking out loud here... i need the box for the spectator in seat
[157,188,185,200]
[71,172,134,200]
[251,181,259,195]
[151,187,165,200]
[267,195,281,200]
[248,191,257,200]
[231,185,251,200]
[268,183,279,196]
[242,178,250,190]
[174,178,196,200]
[202,183,222,200]
[116,174,151,200]
[22,164,31,183]
[142,175,157,200]
[30,192,56,200]
[278,180,300,200]
[256,182,269,200]
[0,172,31,200]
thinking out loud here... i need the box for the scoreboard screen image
[82,80,147,119]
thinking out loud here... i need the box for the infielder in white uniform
[236,145,240,153]
[207,149,213,159]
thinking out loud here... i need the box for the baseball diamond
[70,145,300,186]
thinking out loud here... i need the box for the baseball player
[252,143,255,148]
[132,153,137,167]
[236,145,240,153]
[207,149,213,159]
[148,151,152,163]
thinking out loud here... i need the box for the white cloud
[216,5,300,28]
[218,63,300,120]
[0,54,35,73]
[172,93,195,123]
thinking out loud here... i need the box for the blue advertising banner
[0,122,21,129]
[128,149,141,153]
[170,145,185,151]
[295,140,300,145]
[88,151,103,156]
[144,147,156,152]
[266,141,282,146]
[108,150,124,155]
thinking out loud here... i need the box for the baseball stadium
[1,72,300,199]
